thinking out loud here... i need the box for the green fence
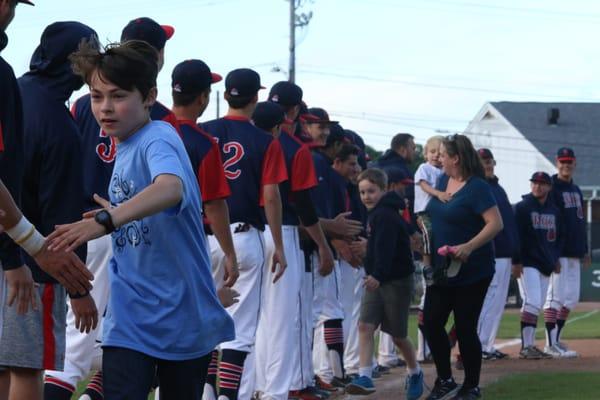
[581,263,600,301]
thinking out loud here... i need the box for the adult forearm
[204,199,235,257]
[304,222,328,250]
[0,180,22,230]
[110,176,183,228]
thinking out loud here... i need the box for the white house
[465,102,600,203]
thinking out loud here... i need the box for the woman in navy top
[423,135,503,400]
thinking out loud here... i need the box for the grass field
[483,372,600,399]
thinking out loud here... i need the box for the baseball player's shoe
[314,376,338,392]
[345,376,376,395]
[451,386,481,400]
[289,387,328,400]
[544,344,567,358]
[492,349,508,359]
[371,369,383,379]
[330,376,352,388]
[519,346,552,359]
[380,357,407,368]
[373,364,391,375]
[426,377,459,400]
[482,349,508,361]
[555,342,578,358]
[346,373,359,381]
[405,370,425,400]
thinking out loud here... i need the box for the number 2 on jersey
[223,141,244,180]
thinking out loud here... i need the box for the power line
[299,68,600,101]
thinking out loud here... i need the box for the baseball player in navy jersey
[202,68,288,400]
[543,147,589,358]
[513,172,563,359]
[252,94,334,400]
[476,149,519,360]
[43,17,181,400]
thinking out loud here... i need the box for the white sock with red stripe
[44,375,75,400]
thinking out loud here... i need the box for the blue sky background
[4,0,600,150]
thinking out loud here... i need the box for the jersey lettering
[222,141,244,180]
[96,128,117,163]
[562,191,584,219]
[531,212,557,242]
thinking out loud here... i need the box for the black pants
[103,346,211,400]
[423,277,491,389]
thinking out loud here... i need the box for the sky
[5,0,600,150]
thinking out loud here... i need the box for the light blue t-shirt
[103,120,234,360]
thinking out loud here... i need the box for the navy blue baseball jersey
[550,174,587,258]
[202,115,287,230]
[72,95,181,211]
[178,119,230,203]
[278,131,317,226]
[514,193,564,276]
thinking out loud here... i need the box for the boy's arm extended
[47,174,182,252]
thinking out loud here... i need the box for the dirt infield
[341,340,600,399]
[340,304,600,399]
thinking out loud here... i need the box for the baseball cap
[252,101,285,132]
[556,147,575,161]
[269,81,303,106]
[225,68,264,97]
[530,171,552,185]
[386,167,414,185]
[302,107,338,124]
[478,148,494,160]
[171,59,222,94]
[18,1,35,5]
[325,123,350,147]
[121,17,174,51]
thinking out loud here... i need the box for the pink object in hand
[437,245,457,257]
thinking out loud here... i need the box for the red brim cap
[161,25,175,39]
[211,73,223,83]
[557,156,575,161]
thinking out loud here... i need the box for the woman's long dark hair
[442,134,485,179]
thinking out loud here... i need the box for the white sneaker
[555,342,578,358]
[544,344,565,358]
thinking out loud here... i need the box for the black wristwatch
[94,209,116,233]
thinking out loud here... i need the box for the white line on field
[496,309,600,350]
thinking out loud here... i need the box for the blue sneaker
[405,370,424,400]
[345,376,376,395]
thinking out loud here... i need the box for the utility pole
[288,0,313,83]
[289,0,296,83]
[216,90,220,118]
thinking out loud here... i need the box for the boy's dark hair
[70,39,158,100]
[442,134,485,179]
[335,143,359,163]
[357,168,387,191]
[390,133,414,151]
[172,88,209,107]
[224,92,255,109]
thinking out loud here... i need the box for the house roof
[490,102,600,187]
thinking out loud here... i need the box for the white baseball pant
[312,253,344,382]
[545,257,581,311]
[292,251,315,390]
[339,260,364,375]
[45,235,112,386]
[255,226,303,400]
[518,267,550,317]
[477,258,512,353]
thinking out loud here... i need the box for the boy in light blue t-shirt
[48,40,234,399]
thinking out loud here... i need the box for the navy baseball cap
[302,107,338,124]
[18,1,35,5]
[325,123,350,147]
[171,59,222,94]
[530,171,552,185]
[556,147,575,161]
[252,101,285,132]
[121,17,174,51]
[269,81,303,106]
[478,148,494,160]
[225,68,264,97]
